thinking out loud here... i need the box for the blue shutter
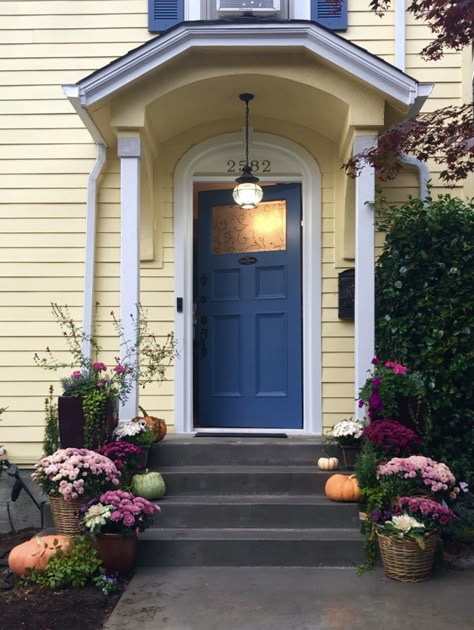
[312,0,348,31]
[148,0,184,32]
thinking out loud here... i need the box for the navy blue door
[197,184,302,428]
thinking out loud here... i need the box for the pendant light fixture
[232,93,264,209]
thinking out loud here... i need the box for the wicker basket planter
[49,495,91,535]
[377,529,439,582]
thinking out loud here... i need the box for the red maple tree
[334,0,474,183]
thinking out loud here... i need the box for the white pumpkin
[317,456,339,471]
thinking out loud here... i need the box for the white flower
[332,420,364,439]
[113,420,147,439]
[0,446,6,457]
[390,515,424,532]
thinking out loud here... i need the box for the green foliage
[354,441,379,491]
[24,535,103,590]
[374,193,474,483]
[43,385,59,456]
[94,572,121,595]
[82,389,109,449]
[123,426,156,447]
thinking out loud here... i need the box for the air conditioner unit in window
[216,1,281,16]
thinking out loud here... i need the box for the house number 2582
[226,160,271,173]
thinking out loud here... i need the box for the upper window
[148,0,348,32]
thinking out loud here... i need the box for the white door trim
[174,132,321,434]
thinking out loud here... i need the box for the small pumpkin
[132,406,167,442]
[324,474,361,502]
[131,471,166,500]
[8,534,71,576]
[317,456,339,471]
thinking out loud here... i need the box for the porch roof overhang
[64,20,432,132]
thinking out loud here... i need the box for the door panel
[197,184,302,429]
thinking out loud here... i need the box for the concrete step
[156,495,359,529]
[136,527,365,567]
[159,465,332,495]
[148,437,335,468]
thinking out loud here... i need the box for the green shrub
[374,193,474,483]
[24,535,103,589]
[43,385,59,456]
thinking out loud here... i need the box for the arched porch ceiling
[64,21,432,149]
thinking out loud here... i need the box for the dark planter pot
[58,396,118,449]
[135,446,150,470]
[340,445,361,470]
[95,533,137,575]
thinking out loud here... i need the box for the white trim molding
[353,135,377,420]
[174,132,322,434]
[395,0,406,72]
[118,135,142,420]
[69,22,432,112]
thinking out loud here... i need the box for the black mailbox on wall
[338,269,355,320]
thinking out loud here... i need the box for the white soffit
[69,22,432,111]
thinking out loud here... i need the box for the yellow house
[0,1,471,465]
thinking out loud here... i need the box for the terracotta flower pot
[95,532,137,575]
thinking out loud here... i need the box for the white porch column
[118,134,142,420]
[353,135,377,420]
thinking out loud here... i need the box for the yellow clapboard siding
[0,174,88,188]
[33,28,153,44]
[0,218,85,233]
[0,248,86,263]
[0,159,95,174]
[322,368,354,383]
[0,1,146,16]
[323,383,354,399]
[0,114,85,129]
[0,129,91,144]
[322,353,354,368]
[0,144,96,159]
[322,398,355,413]
[0,14,147,29]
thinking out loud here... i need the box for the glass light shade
[232,182,264,209]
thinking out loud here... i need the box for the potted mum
[96,441,145,487]
[32,447,121,534]
[375,496,457,582]
[377,455,457,502]
[361,419,422,461]
[34,303,176,450]
[329,418,365,469]
[80,489,160,574]
[112,420,156,468]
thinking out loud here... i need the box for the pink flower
[92,362,107,371]
[113,364,126,374]
[393,364,409,375]
[71,370,81,378]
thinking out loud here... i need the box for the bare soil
[0,528,126,630]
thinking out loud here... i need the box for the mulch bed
[0,528,127,630]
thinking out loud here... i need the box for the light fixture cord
[245,99,250,168]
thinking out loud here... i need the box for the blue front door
[197,184,302,429]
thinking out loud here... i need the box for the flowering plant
[377,455,457,500]
[329,419,365,447]
[375,496,457,547]
[32,448,120,500]
[112,420,156,447]
[35,303,176,402]
[80,490,160,535]
[34,303,176,448]
[358,358,425,420]
[361,419,422,459]
[96,441,144,476]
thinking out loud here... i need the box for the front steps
[137,436,364,567]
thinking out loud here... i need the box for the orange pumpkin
[324,474,361,502]
[8,535,71,576]
[133,406,167,442]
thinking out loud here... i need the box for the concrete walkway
[104,565,474,630]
